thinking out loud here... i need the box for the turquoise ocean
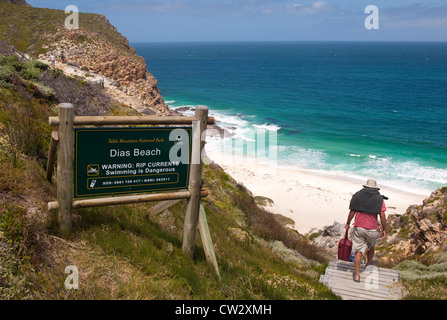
[133,42,447,195]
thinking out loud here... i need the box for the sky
[26,0,447,42]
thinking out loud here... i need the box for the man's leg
[354,251,362,281]
[366,247,375,266]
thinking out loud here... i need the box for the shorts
[351,227,380,254]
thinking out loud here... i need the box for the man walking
[345,179,387,282]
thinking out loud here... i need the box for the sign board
[74,127,192,198]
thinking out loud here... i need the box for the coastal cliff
[0,0,167,114]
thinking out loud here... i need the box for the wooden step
[323,274,398,288]
[320,260,402,300]
[324,266,400,282]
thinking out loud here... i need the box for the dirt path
[39,58,148,113]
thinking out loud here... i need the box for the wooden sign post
[56,103,74,233]
[47,103,220,278]
[183,106,208,259]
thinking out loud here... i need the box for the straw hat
[363,179,380,190]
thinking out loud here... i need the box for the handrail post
[182,106,208,259]
[198,202,221,281]
[57,103,74,233]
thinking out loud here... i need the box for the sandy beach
[205,149,429,235]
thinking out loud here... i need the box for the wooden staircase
[320,260,402,300]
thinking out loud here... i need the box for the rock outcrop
[311,221,345,256]
[391,187,447,257]
[1,0,29,5]
[311,188,447,264]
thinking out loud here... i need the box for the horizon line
[130,39,447,44]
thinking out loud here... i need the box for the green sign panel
[74,127,192,198]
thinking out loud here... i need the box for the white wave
[167,104,197,117]
[168,101,445,195]
[276,145,329,170]
[214,113,248,128]
[169,104,260,146]
[253,123,281,132]
[274,146,445,194]
[352,156,447,194]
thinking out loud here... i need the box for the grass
[0,54,112,122]
[233,190,330,264]
[253,195,274,207]
[0,3,61,55]
[0,237,35,300]
[27,186,338,300]
[396,259,447,299]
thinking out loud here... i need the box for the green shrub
[48,68,63,78]
[0,64,15,89]
[30,60,49,71]
[233,193,328,264]
[0,204,26,244]
[25,81,38,93]
[19,67,40,81]
[0,65,14,82]
[0,94,49,163]
[0,80,14,89]
[35,83,55,99]
[0,55,22,72]
[0,240,33,300]
[0,204,36,300]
